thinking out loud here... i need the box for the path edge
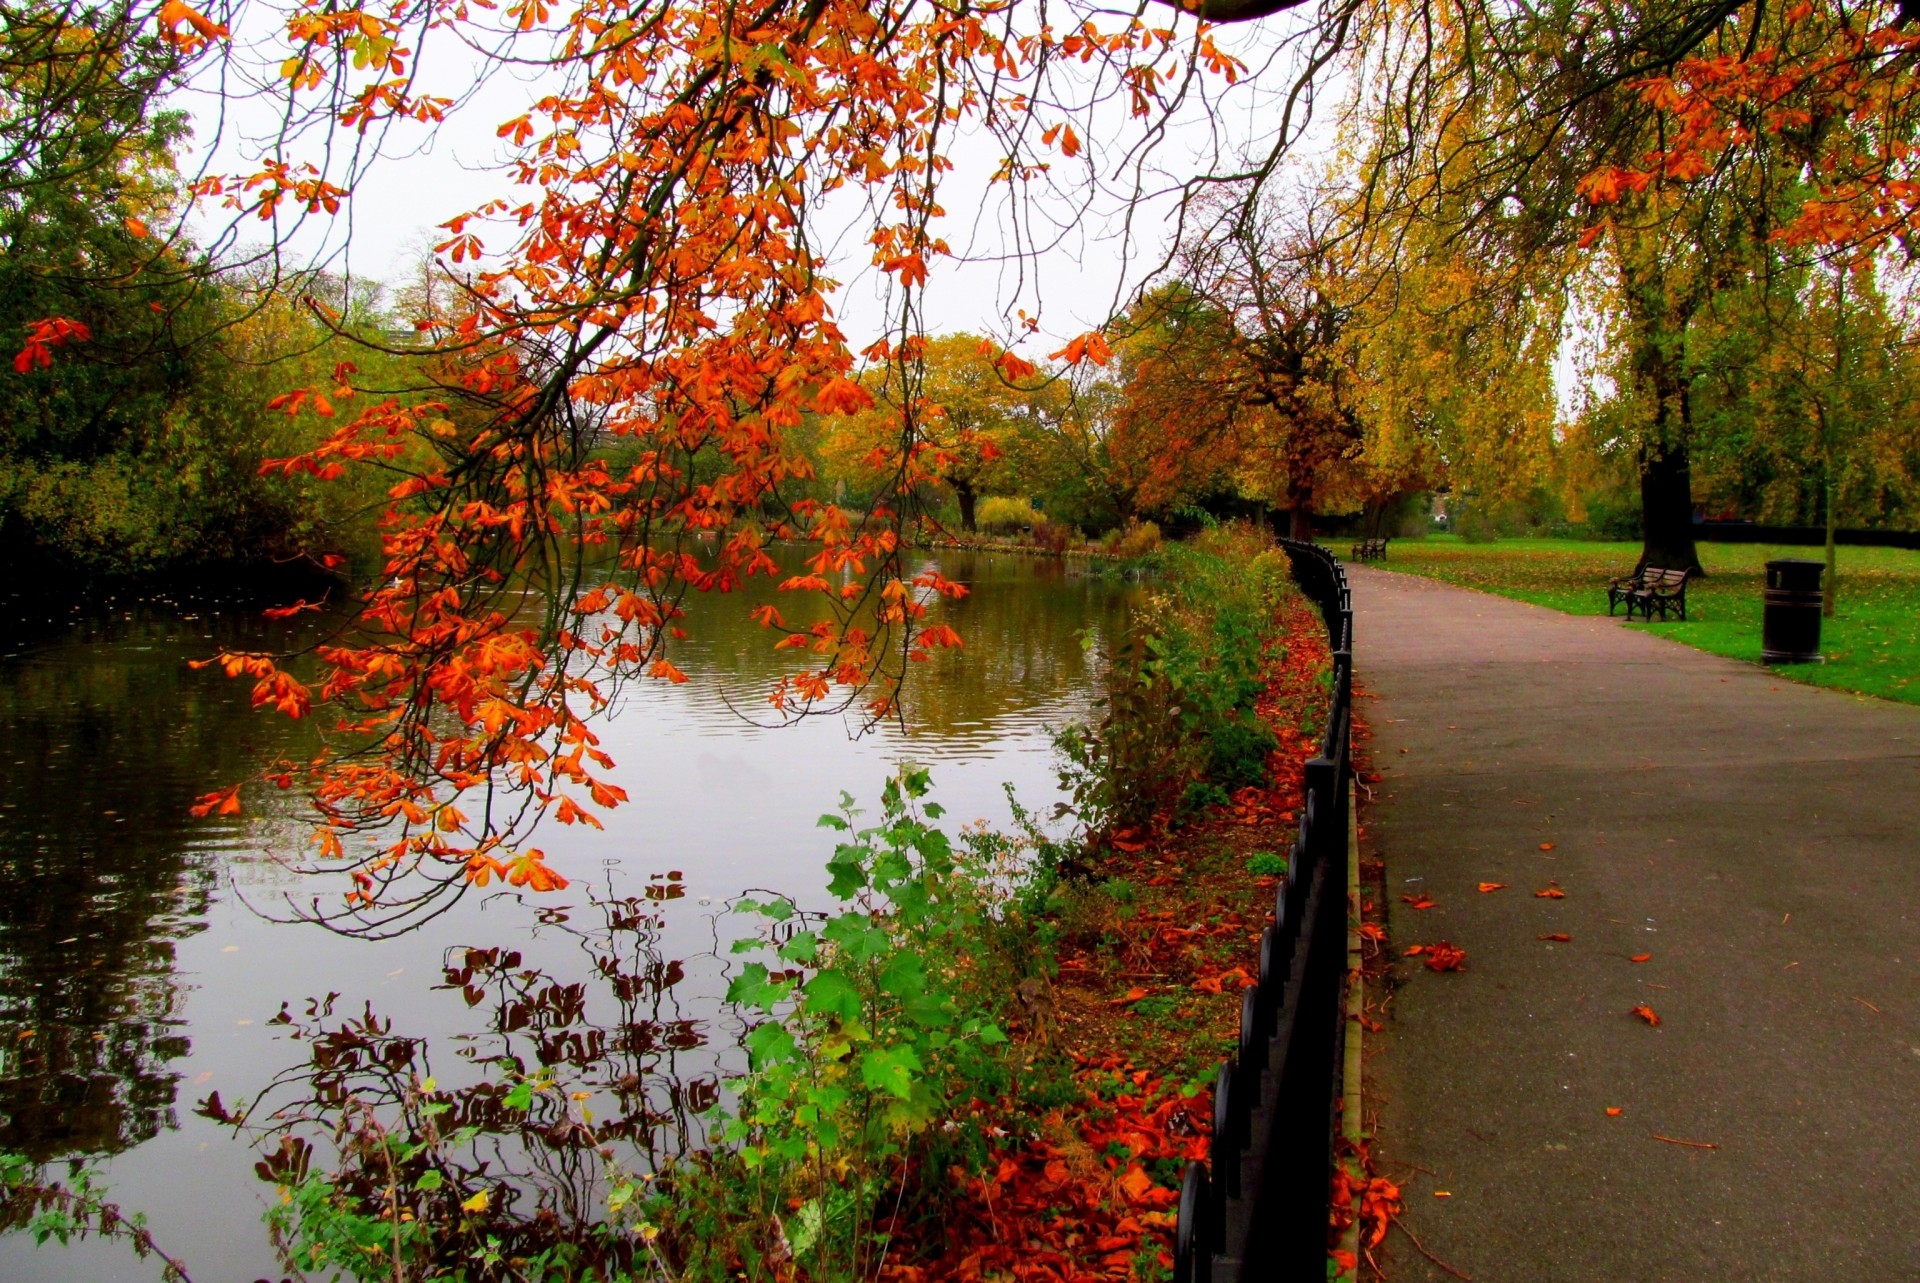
[1335,777,1363,1277]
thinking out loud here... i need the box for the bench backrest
[1644,567,1689,588]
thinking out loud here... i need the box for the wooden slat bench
[1349,536,1390,562]
[1608,566,1691,621]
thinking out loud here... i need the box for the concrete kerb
[1335,778,1363,1280]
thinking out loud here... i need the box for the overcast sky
[176,2,1338,352]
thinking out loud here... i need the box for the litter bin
[1761,559,1824,663]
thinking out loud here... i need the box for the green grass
[1375,534,1920,706]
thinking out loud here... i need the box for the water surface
[0,550,1131,1280]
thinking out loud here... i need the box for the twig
[1853,996,1881,1013]
[1651,1133,1719,1150]
[1390,1213,1472,1280]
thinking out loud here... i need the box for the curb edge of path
[1336,778,1363,1278]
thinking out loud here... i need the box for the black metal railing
[1174,538,1353,1283]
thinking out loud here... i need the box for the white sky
[175,1,1341,353]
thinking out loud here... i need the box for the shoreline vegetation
[1,523,1338,1282]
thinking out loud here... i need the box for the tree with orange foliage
[122,0,1301,926]
[1169,188,1365,539]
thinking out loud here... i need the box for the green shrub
[977,495,1042,534]
[1055,522,1294,835]
[1246,851,1287,877]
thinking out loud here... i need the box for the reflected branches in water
[202,876,719,1278]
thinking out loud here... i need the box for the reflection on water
[0,551,1132,1280]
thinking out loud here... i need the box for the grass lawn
[1372,534,1920,706]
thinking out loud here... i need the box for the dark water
[0,550,1132,1281]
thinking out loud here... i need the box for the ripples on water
[0,551,1134,1280]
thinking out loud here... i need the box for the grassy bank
[1377,536,1920,706]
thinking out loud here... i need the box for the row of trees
[10,0,1920,915]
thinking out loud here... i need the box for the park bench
[1349,536,1390,562]
[1607,566,1692,621]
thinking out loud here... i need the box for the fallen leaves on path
[1539,842,1556,851]
[1537,933,1571,942]
[1631,953,1652,963]
[1477,882,1507,893]
[1606,1107,1624,1117]
[1631,1005,1661,1026]
[1405,942,1468,972]
[1534,885,1566,899]
[1400,894,1437,910]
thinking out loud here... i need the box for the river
[0,549,1135,1281]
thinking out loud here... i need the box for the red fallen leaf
[1535,886,1566,899]
[1358,923,1386,942]
[1477,881,1508,892]
[1539,842,1556,850]
[1538,933,1571,942]
[1116,987,1148,1005]
[1631,953,1652,963]
[1606,1107,1624,1117]
[1400,894,1437,909]
[1193,967,1253,994]
[1109,836,1148,853]
[1631,1005,1661,1026]
[1406,941,1466,971]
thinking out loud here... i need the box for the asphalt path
[1351,565,1920,1282]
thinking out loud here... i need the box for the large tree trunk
[954,479,977,533]
[1637,442,1699,573]
[1633,330,1702,574]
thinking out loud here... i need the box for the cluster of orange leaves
[883,1060,1204,1282]
[1578,1,1920,253]
[13,317,90,373]
[1329,1147,1402,1258]
[1402,941,1467,972]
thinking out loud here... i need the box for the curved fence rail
[1174,538,1353,1283]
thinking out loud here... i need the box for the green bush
[976,495,1042,534]
[1055,522,1291,835]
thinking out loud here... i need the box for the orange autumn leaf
[1606,1107,1624,1117]
[1539,842,1556,851]
[1477,881,1507,892]
[1404,941,1466,972]
[1400,894,1436,910]
[1538,933,1571,942]
[1535,886,1566,899]
[1631,1005,1661,1027]
[1116,987,1148,1005]
[1192,967,1253,994]
[1631,953,1653,963]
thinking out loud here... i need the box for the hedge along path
[880,595,1333,1281]
[1349,566,1920,1283]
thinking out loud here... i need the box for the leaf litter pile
[882,597,1333,1281]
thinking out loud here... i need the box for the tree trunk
[954,480,977,533]
[1823,473,1837,618]
[1637,442,1700,573]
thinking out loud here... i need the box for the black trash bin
[1761,559,1824,663]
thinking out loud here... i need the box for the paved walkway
[1351,566,1920,1282]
